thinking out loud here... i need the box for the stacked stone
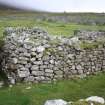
[74,30,105,41]
[1,27,105,84]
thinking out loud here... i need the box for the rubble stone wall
[1,27,105,84]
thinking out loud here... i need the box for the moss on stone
[43,48,55,56]
[49,39,61,46]
[80,41,99,49]
[80,38,105,49]
[0,36,4,48]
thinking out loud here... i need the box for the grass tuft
[0,73,105,105]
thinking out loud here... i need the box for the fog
[0,0,105,12]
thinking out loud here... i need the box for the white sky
[0,0,105,12]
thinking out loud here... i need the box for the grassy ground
[1,10,105,39]
[1,18,105,39]
[0,73,105,105]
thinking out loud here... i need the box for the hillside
[0,4,22,10]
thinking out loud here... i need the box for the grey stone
[19,57,29,61]
[0,81,4,88]
[71,69,78,74]
[76,65,83,70]
[25,63,32,69]
[18,70,30,78]
[20,67,29,71]
[86,96,105,104]
[45,69,53,73]
[23,53,31,58]
[58,46,63,51]
[10,78,15,84]
[31,48,36,52]
[18,64,24,68]
[103,60,105,66]
[35,76,45,81]
[18,60,27,65]
[32,71,44,76]
[49,60,54,64]
[36,46,45,52]
[31,52,36,56]
[45,73,54,77]
[18,48,27,53]
[24,76,35,82]
[40,65,47,69]
[37,53,43,58]
[54,75,63,79]
[30,58,36,62]
[47,64,54,69]
[31,65,39,71]
[71,65,75,70]
[78,69,84,74]
[44,99,67,105]
[67,54,74,59]
[33,61,43,65]
[24,44,32,50]
[12,58,18,64]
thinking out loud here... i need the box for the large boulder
[86,96,105,104]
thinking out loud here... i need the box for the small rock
[26,86,31,90]
[12,58,18,64]
[18,70,30,78]
[10,78,15,84]
[36,46,45,52]
[9,85,13,88]
[44,99,67,105]
[24,53,31,58]
[31,65,39,71]
[31,48,37,52]
[0,81,4,88]
[8,76,16,84]
[24,76,35,82]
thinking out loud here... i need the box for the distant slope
[0,4,21,10]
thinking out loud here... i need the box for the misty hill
[0,4,21,10]
[0,8,105,25]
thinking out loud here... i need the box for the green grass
[1,11,105,39]
[1,19,105,38]
[80,38,105,49]
[0,73,105,105]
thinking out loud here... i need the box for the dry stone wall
[1,27,105,84]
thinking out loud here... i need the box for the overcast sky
[0,0,105,12]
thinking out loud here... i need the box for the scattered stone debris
[44,96,105,105]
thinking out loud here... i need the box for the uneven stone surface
[86,96,105,104]
[1,27,105,83]
[44,99,67,105]
[44,96,105,105]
